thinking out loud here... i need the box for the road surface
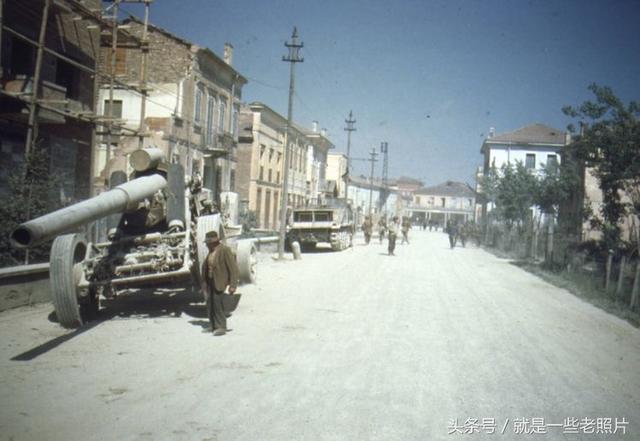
[0,230,639,440]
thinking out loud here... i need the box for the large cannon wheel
[49,233,91,328]
[236,240,257,284]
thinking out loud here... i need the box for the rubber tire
[236,239,257,284]
[49,233,88,328]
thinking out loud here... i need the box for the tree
[534,156,582,219]
[563,84,640,250]
[495,161,538,228]
[0,148,63,267]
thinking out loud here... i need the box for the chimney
[312,121,319,133]
[564,131,571,145]
[321,128,327,137]
[223,43,233,65]
[488,127,495,139]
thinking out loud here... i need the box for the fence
[482,222,640,312]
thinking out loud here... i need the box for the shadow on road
[11,286,207,361]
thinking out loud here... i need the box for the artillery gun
[10,148,257,328]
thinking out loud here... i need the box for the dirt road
[1,231,639,440]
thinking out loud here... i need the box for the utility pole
[24,0,51,157]
[278,27,303,260]
[380,141,388,213]
[367,147,378,220]
[137,0,151,150]
[344,110,356,202]
[105,0,120,182]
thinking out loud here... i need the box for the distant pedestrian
[446,220,458,249]
[459,222,469,248]
[378,217,387,244]
[388,216,399,256]
[401,217,411,244]
[200,231,239,336]
[362,216,373,245]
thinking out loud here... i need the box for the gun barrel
[11,174,167,248]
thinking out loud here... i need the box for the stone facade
[96,18,246,216]
[237,102,328,230]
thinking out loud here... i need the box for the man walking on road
[388,216,399,256]
[201,231,239,336]
[378,216,387,244]
[446,220,458,249]
[362,216,373,245]
[401,217,411,244]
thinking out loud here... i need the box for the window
[259,166,264,181]
[260,144,266,158]
[103,99,123,118]
[416,196,421,205]
[10,37,33,75]
[232,105,239,139]
[441,198,446,207]
[256,189,262,221]
[218,97,227,132]
[56,60,78,99]
[264,191,271,228]
[268,169,272,183]
[294,212,313,222]
[206,94,215,145]
[230,169,235,192]
[273,192,279,226]
[547,154,558,171]
[314,212,332,222]
[269,148,274,162]
[276,171,281,184]
[194,86,203,124]
[525,153,536,169]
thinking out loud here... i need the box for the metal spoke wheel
[236,239,257,284]
[49,233,89,328]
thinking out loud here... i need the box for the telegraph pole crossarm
[277,27,303,260]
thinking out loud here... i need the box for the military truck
[286,200,354,251]
[10,148,257,328]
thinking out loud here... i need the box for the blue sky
[122,0,640,186]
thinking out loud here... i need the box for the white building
[479,123,569,218]
[409,181,476,225]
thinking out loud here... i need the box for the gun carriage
[10,148,257,328]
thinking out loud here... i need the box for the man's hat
[204,231,220,243]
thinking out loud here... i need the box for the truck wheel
[236,240,257,284]
[49,233,88,328]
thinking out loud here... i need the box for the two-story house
[236,102,311,230]
[411,181,476,226]
[479,123,569,220]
